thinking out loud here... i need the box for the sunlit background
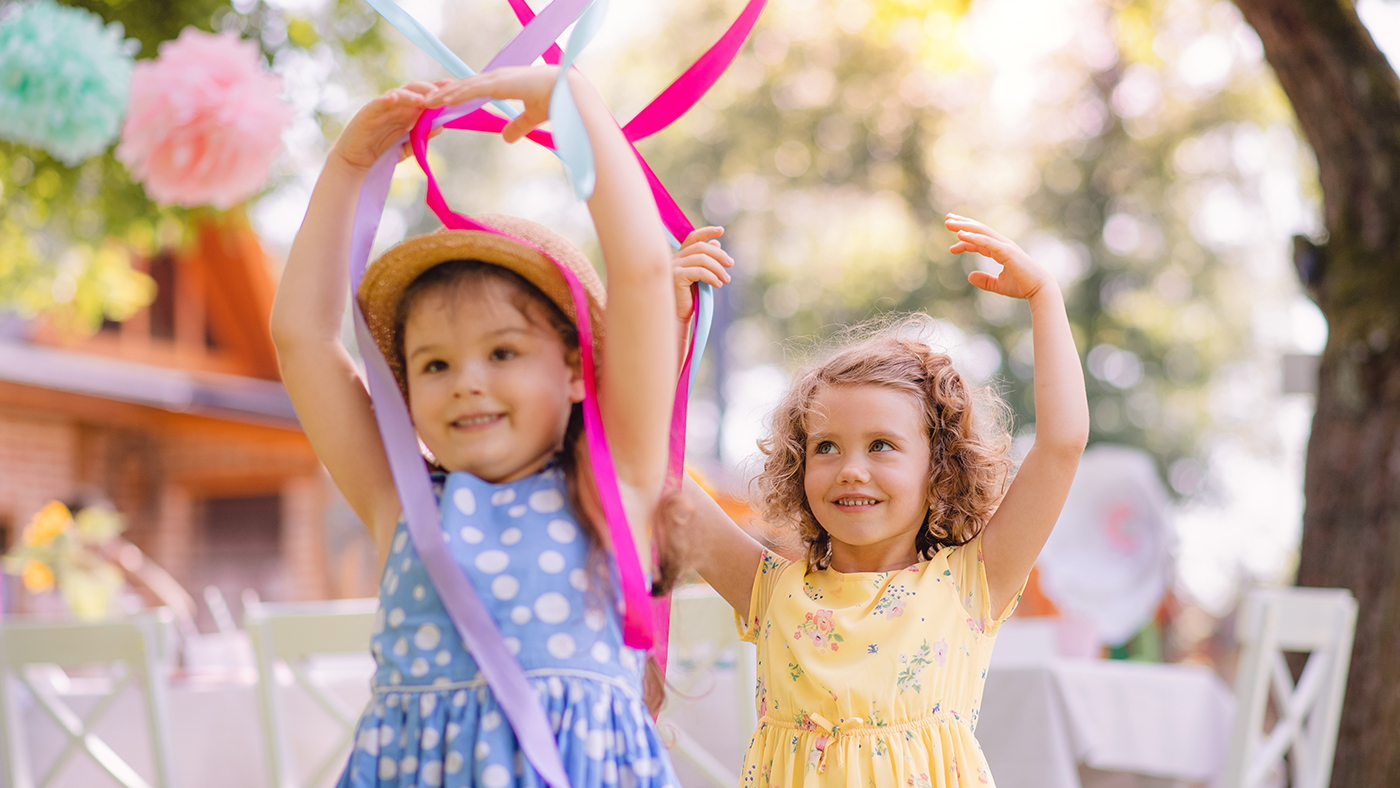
[245,0,1398,618]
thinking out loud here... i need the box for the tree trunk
[1230,1,1400,784]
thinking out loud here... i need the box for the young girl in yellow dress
[682,214,1090,787]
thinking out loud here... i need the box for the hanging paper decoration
[0,0,135,165]
[117,28,293,209]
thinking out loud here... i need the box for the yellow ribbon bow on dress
[807,713,865,773]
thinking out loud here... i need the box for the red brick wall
[0,414,80,536]
[0,391,364,615]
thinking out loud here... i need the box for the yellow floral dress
[736,533,1021,788]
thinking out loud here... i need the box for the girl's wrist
[327,144,379,178]
[1026,279,1064,308]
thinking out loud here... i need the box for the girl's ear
[568,363,586,404]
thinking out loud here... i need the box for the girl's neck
[451,444,560,484]
[826,538,920,574]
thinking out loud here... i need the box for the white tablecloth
[9,657,1232,788]
[9,661,373,788]
[979,659,1234,788]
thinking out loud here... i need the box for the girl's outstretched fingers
[424,67,560,143]
[945,213,1053,301]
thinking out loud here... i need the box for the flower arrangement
[3,501,127,620]
[117,27,293,209]
[0,0,135,165]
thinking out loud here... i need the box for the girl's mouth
[833,497,880,509]
[451,414,504,430]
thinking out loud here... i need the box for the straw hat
[358,214,606,389]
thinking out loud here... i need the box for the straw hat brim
[357,215,606,389]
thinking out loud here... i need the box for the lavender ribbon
[348,4,595,785]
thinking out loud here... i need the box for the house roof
[0,340,299,428]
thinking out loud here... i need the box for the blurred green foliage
[639,0,1306,488]
[0,0,390,332]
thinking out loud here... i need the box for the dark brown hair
[756,318,1013,569]
[396,260,687,714]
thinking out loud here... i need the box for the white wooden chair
[0,609,177,788]
[244,597,378,788]
[1221,587,1358,788]
[660,585,757,788]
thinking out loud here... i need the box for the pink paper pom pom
[117,28,293,210]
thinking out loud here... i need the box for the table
[978,659,1235,788]
[8,660,373,788]
[9,657,1233,788]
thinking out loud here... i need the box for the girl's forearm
[271,155,368,348]
[570,73,672,283]
[1027,286,1090,451]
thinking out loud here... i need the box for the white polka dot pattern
[548,519,577,544]
[353,470,678,788]
[547,632,577,658]
[474,550,509,574]
[490,575,519,600]
[534,592,571,624]
[452,488,475,515]
[538,550,566,574]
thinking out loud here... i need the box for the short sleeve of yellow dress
[734,533,1024,788]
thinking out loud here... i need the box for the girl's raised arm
[426,69,678,542]
[945,214,1090,617]
[270,84,437,557]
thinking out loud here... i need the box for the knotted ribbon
[348,1,766,783]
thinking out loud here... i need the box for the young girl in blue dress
[270,66,714,788]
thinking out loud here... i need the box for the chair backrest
[244,597,378,788]
[0,609,177,788]
[1220,587,1358,788]
[660,585,756,788]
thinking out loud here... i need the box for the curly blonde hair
[755,318,1014,569]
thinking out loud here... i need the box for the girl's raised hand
[332,82,443,172]
[426,66,560,144]
[671,226,732,321]
[946,214,1055,301]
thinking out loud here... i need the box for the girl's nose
[836,457,871,484]
[451,360,488,397]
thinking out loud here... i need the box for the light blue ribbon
[548,0,607,198]
[362,0,713,391]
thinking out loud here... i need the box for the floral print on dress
[896,639,933,694]
[932,637,949,667]
[735,531,1022,788]
[790,661,806,682]
[873,583,912,619]
[794,609,845,653]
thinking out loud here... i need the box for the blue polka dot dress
[337,462,681,788]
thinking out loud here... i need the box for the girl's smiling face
[403,278,584,483]
[803,384,932,573]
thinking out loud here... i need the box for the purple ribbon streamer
[347,3,595,786]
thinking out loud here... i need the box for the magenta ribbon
[348,1,767,782]
[425,0,767,675]
[349,4,594,786]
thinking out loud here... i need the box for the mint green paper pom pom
[0,1,135,166]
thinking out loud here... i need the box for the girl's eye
[490,347,518,361]
[870,439,894,452]
[423,360,447,373]
[814,441,837,455]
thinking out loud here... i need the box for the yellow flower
[22,560,54,593]
[75,506,124,543]
[22,501,72,546]
[60,565,122,620]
